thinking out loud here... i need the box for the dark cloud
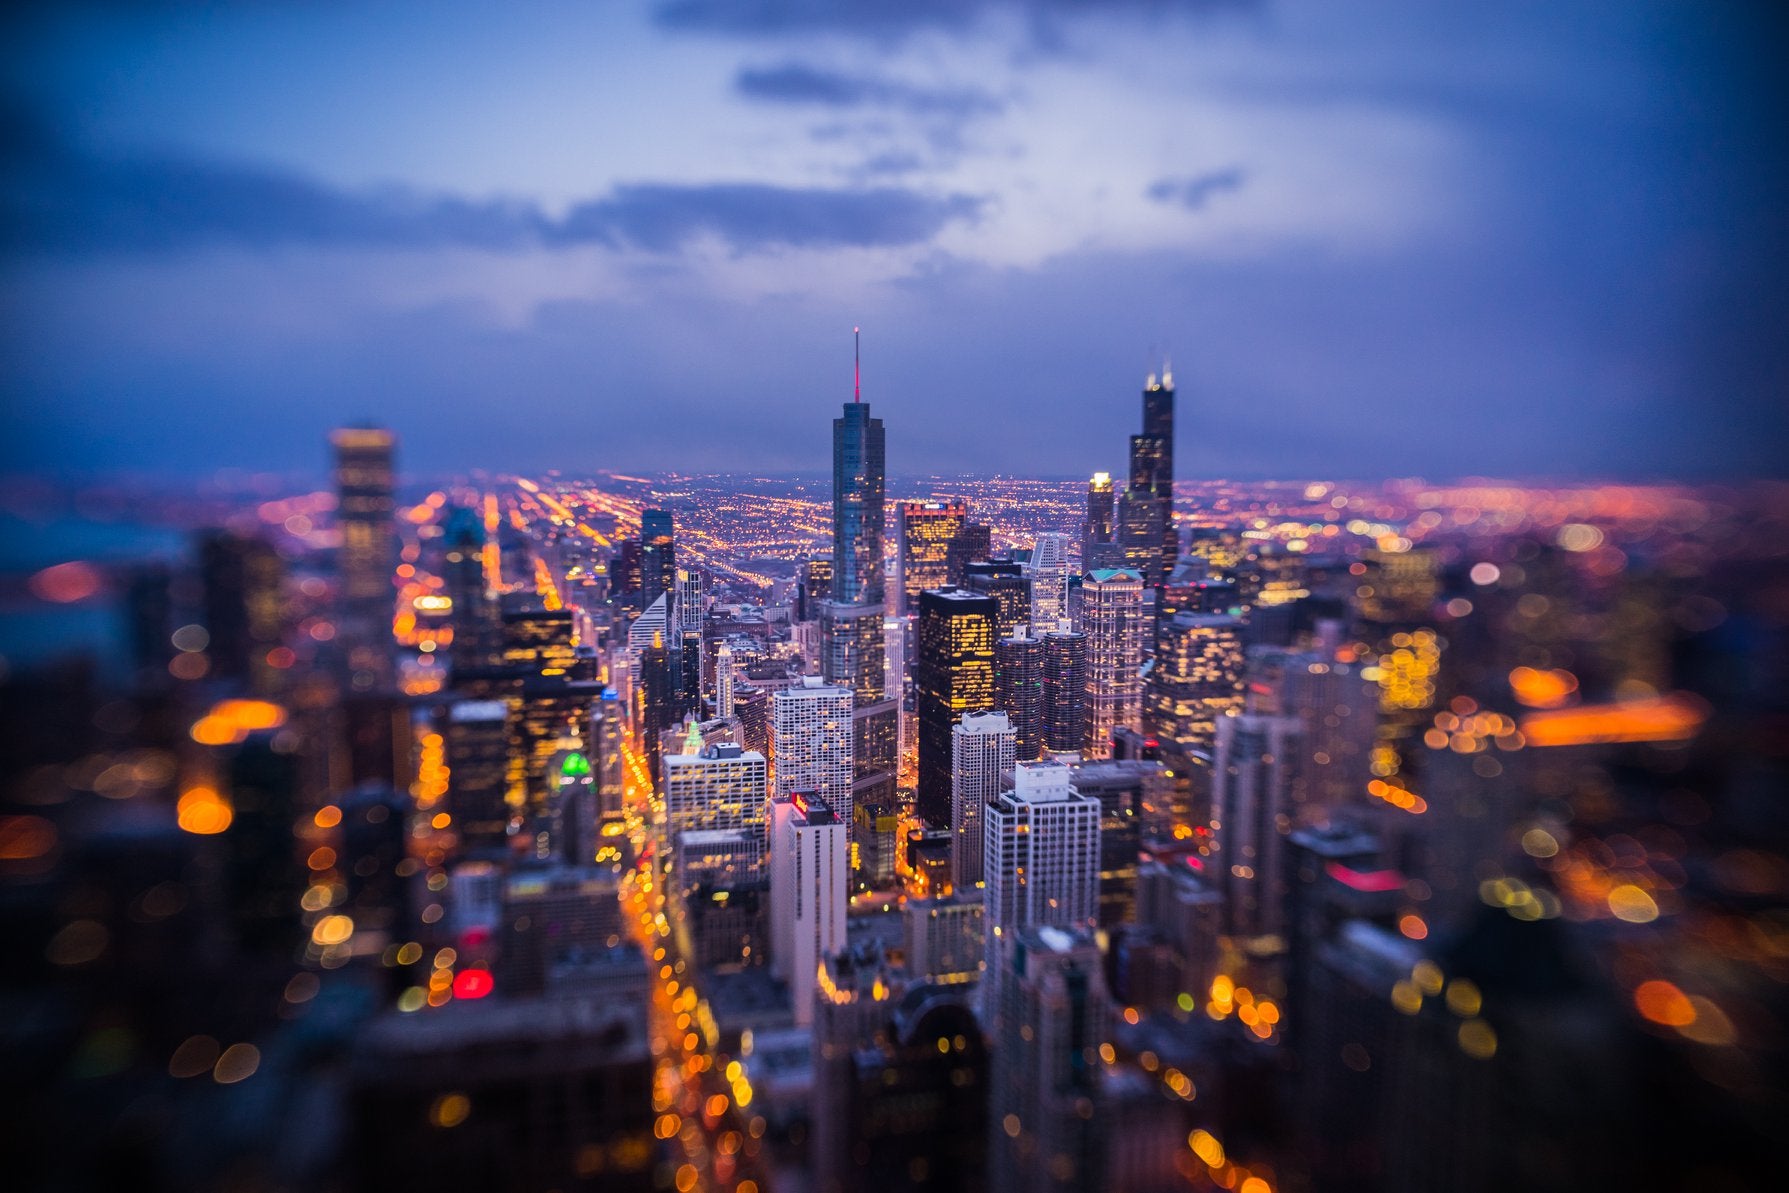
[736,63,1003,118]
[553,184,983,252]
[0,116,981,255]
[1146,168,1245,210]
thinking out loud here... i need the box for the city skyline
[2,8,1786,1192]
[4,3,1786,482]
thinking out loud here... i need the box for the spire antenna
[854,326,861,403]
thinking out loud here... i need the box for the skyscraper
[983,761,1102,948]
[831,355,885,606]
[197,528,285,693]
[675,566,705,632]
[987,924,1113,1193]
[714,642,736,718]
[798,556,832,623]
[965,561,1030,640]
[1117,370,1176,587]
[769,789,847,1027]
[1082,472,1115,567]
[640,630,674,791]
[898,500,968,615]
[994,628,1044,761]
[1039,628,1088,756]
[1211,711,1302,941]
[1082,568,1146,758]
[951,710,1015,892]
[441,504,496,672]
[1029,532,1072,632]
[662,742,768,880]
[915,588,998,827]
[1144,612,1246,756]
[824,340,897,822]
[331,425,396,690]
[945,521,993,588]
[640,509,675,613]
[772,678,855,830]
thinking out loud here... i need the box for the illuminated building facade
[798,555,832,623]
[441,505,496,672]
[503,606,577,676]
[904,894,986,985]
[590,689,628,862]
[769,790,847,1026]
[661,742,768,879]
[1359,546,1441,626]
[1211,711,1302,941]
[965,561,1030,639]
[772,678,855,830]
[898,500,968,615]
[994,628,1044,760]
[510,677,602,816]
[331,425,396,690]
[1028,531,1072,632]
[1082,568,1145,758]
[1144,612,1245,755]
[983,762,1102,995]
[446,697,511,851]
[951,710,1015,892]
[916,588,998,827]
[1039,628,1088,755]
[1083,472,1115,564]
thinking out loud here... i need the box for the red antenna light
[854,326,861,403]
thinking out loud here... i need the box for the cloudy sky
[2,0,1784,482]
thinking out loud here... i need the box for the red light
[453,969,494,999]
[460,926,491,948]
[1325,861,1405,893]
[1184,856,1204,871]
[1144,738,1159,749]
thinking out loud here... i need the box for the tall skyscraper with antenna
[822,328,899,822]
[1118,366,1176,586]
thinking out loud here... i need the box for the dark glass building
[915,588,998,827]
[831,401,885,606]
[640,508,675,612]
[1040,628,1088,755]
[994,628,1044,761]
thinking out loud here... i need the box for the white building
[951,710,1015,892]
[983,761,1102,985]
[772,678,855,833]
[1028,532,1072,633]
[769,790,848,1026]
[627,592,671,649]
[661,743,769,882]
[676,567,706,633]
[715,641,737,718]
